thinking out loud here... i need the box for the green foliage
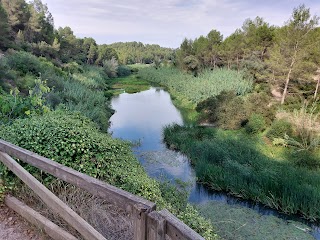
[138,67,253,105]
[197,91,275,130]
[163,124,320,221]
[0,4,11,50]
[6,51,42,75]
[197,91,247,129]
[108,42,174,65]
[47,80,112,131]
[0,78,50,124]
[103,57,118,78]
[71,65,108,90]
[267,120,293,139]
[117,65,131,77]
[246,92,276,125]
[245,113,266,134]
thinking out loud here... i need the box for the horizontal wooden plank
[0,139,156,212]
[5,196,78,240]
[159,209,204,240]
[0,152,106,240]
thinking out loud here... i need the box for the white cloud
[41,0,320,47]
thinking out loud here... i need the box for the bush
[246,92,276,125]
[267,120,293,139]
[245,113,266,134]
[47,80,113,131]
[6,51,41,75]
[197,91,248,130]
[117,65,131,77]
[291,150,320,169]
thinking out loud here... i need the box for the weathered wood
[0,139,156,212]
[133,203,151,240]
[159,209,204,240]
[0,152,106,240]
[147,211,166,240]
[5,196,78,240]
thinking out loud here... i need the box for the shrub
[117,65,131,77]
[246,92,276,125]
[104,57,118,78]
[291,150,320,169]
[267,120,293,139]
[6,51,41,75]
[197,91,248,130]
[245,113,266,134]
[47,80,113,131]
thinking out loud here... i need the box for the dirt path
[0,204,48,240]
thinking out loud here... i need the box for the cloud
[42,0,320,48]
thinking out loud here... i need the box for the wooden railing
[0,139,204,240]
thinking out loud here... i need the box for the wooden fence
[0,139,204,240]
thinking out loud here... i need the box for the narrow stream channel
[108,87,320,239]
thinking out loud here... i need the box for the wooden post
[159,209,204,240]
[147,211,166,240]
[133,203,150,240]
[0,152,106,240]
[5,196,78,240]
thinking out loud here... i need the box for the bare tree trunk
[315,77,320,99]
[281,67,293,104]
[281,43,298,105]
[236,55,239,72]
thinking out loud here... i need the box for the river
[109,87,320,239]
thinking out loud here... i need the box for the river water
[109,87,320,239]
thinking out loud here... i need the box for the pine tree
[267,5,319,104]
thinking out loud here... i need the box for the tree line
[175,5,320,104]
[0,0,174,66]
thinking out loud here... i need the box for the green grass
[197,201,314,240]
[108,74,150,94]
[164,125,320,221]
[138,67,253,105]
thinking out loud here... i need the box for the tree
[0,3,11,50]
[267,5,319,104]
[87,43,97,64]
[1,0,29,35]
[26,0,54,43]
[206,29,223,68]
[221,29,245,70]
[95,45,118,65]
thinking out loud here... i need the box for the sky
[41,0,320,48]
